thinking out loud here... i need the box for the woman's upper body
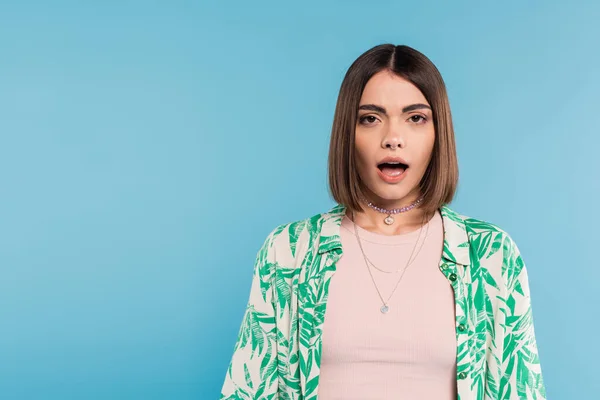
[219,203,545,400]
[220,43,546,399]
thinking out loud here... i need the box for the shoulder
[442,205,509,236]
[444,205,521,253]
[258,205,342,262]
[442,206,525,285]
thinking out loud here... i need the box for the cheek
[354,146,369,175]
[413,142,433,172]
[412,133,436,169]
[354,134,375,177]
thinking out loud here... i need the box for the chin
[365,183,415,202]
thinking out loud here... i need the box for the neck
[347,196,431,236]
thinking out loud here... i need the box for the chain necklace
[361,218,430,274]
[351,211,428,314]
[362,196,424,225]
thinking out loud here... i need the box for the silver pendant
[380,305,390,314]
[384,215,394,225]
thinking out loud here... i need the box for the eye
[408,115,427,124]
[358,115,380,126]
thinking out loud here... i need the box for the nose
[381,124,406,149]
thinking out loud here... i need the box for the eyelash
[358,115,428,126]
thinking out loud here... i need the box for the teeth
[378,162,407,168]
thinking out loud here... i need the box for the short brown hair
[327,44,459,214]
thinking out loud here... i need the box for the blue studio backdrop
[1,1,599,399]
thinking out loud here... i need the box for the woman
[220,44,545,400]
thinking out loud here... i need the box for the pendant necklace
[351,210,428,314]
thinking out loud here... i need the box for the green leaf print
[288,221,305,258]
[244,364,253,390]
[487,233,504,259]
[220,204,545,399]
[275,270,291,312]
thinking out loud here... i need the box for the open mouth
[377,162,408,177]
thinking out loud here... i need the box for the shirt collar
[317,203,471,267]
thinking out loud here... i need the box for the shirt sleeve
[499,239,546,399]
[220,225,284,400]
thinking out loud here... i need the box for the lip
[377,156,409,167]
[377,166,408,183]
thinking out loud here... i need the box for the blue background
[1,1,598,399]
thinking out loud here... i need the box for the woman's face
[355,70,436,207]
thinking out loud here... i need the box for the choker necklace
[362,196,424,225]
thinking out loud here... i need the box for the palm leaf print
[220,204,546,399]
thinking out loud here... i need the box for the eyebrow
[358,103,431,115]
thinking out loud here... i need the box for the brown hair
[327,44,459,214]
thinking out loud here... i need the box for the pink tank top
[318,210,457,400]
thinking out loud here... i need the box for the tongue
[381,166,406,177]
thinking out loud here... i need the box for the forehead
[360,70,429,109]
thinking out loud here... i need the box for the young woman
[220,44,545,400]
